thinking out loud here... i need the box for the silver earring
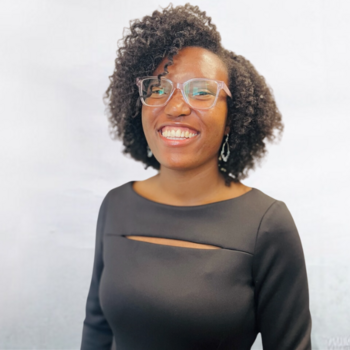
[147,145,153,158]
[219,133,230,163]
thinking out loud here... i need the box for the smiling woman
[80,3,312,350]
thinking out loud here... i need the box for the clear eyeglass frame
[135,76,232,110]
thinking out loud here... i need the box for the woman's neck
[139,166,250,207]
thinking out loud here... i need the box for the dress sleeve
[252,200,312,350]
[80,192,114,350]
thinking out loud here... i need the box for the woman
[80,3,312,349]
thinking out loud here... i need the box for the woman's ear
[225,125,230,134]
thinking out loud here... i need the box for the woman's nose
[164,88,191,117]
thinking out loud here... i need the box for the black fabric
[80,181,312,350]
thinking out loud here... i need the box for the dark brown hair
[103,3,283,186]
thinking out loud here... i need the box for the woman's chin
[158,158,199,171]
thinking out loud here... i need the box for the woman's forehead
[152,47,228,83]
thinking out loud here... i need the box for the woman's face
[142,46,230,172]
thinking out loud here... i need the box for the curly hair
[103,3,283,186]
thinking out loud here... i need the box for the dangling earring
[219,133,230,162]
[147,145,153,158]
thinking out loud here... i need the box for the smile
[161,127,197,138]
[158,129,200,146]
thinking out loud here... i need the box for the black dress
[80,181,312,349]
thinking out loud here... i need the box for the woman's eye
[191,90,214,98]
[151,88,166,95]
[193,90,210,96]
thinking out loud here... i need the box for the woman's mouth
[157,126,200,146]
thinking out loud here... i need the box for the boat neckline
[128,181,256,209]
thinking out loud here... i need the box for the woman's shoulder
[234,185,279,215]
[231,185,298,233]
[101,180,134,204]
[244,188,298,239]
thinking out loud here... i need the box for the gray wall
[1,0,349,349]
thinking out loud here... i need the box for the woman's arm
[252,200,312,350]
[80,192,114,350]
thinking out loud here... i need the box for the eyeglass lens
[141,78,218,108]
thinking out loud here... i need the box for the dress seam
[252,200,278,258]
[101,190,112,263]
[251,199,278,334]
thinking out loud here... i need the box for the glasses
[136,76,232,110]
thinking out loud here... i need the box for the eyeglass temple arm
[222,83,232,98]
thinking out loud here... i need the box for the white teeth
[161,129,197,139]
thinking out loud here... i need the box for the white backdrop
[1,0,349,349]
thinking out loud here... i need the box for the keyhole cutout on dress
[124,235,221,249]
